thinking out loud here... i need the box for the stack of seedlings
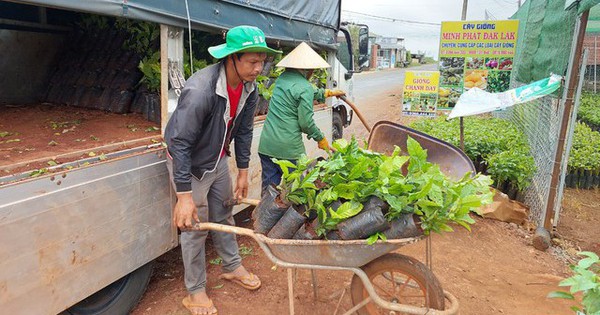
[252,137,494,243]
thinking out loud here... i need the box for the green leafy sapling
[548,252,600,315]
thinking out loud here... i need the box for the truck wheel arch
[332,104,348,140]
[62,261,154,315]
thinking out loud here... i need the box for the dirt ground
[0,103,160,176]
[557,188,600,255]
[131,83,598,315]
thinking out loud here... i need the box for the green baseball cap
[208,25,282,59]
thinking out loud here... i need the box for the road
[343,63,437,140]
[352,64,437,105]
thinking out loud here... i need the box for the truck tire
[63,261,154,315]
[332,111,344,140]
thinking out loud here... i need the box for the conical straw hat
[276,42,331,69]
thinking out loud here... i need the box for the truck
[0,1,368,314]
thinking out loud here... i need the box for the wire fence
[493,53,587,228]
[583,35,600,91]
[493,92,563,227]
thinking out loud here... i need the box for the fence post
[543,10,589,231]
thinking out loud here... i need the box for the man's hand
[324,89,346,98]
[234,169,249,199]
[173,192,199,229]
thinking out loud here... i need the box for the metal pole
[595,36,597,93]
[287,268,295,315]
[543,10,589,230]
[460,0,468,151]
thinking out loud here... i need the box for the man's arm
[233,88,258,199]
[167,87,207,228]
[297,87,325,141]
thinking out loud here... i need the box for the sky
[341,0,521,59]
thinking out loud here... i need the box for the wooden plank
[160,24,169,133]
[0,136,161,173]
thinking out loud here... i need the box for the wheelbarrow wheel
[350,253,445,314]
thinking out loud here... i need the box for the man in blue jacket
[164,25,281,315]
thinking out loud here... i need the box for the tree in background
[348,24,361,70]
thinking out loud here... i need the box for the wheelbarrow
[194,221,459,315]
[191,118,474,314]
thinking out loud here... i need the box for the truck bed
[0,103,161,176]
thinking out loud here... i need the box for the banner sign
[402,71,440,117]
[448,74,562,119]
[438,20,519,109]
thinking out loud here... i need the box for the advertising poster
[402,71,440,117]
[438,20,519,109]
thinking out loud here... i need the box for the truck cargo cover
[7,0,341,49]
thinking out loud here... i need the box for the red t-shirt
[221,83,243,157]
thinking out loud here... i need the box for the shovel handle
[339,95,372,132]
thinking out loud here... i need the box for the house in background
[368,34,407,69]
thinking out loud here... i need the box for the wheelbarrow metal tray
[367,121,475,180]
[255,234,421,267]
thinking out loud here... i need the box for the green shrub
[568,122,600,172]
[410,117,535,191]
[486,148,536,191]
[578,93,600,129]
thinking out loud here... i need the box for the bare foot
[220,265,261,290]
[182,291,217,315]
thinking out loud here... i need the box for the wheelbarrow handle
[222,197,260,207]
[192,222,258,239]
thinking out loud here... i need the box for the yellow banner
[439,20,519,58]
[402,71,440,117]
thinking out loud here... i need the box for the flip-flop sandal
[182,296,218,315]
[219,272,262,290]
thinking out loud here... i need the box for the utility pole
[460,0,468,151]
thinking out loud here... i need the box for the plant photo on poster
[438,20,519,109]
[402,71,440,117]
[438,86,462,108]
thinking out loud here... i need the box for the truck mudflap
[0,146,177,315]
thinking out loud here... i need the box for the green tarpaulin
[3,0,341,49]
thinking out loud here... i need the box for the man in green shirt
[258,42,345,192]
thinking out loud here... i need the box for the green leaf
[366,234,378,245]
[577,251,599,269]
[209,257,222,265]
[333,182,359,200]
[332,138,349,152]
[330,201,363,220]
[583,291,600,314]
[273,159,297,178]
[47,160,58,166]
[547,291,575,300]
[300,168,319,189]
[366,232,387,245]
